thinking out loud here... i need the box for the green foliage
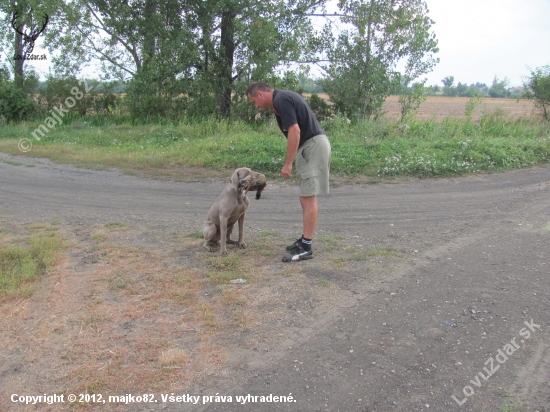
[298,76,325,93]
[465,95,483,119]
[0,80,38,123]
[522,65,550,122]
[2,113,548,179]
[398,80,430,121]
[440,77,490,98]
[307,94,332,122]
[489,76,510,98]
[321,0,439,120]
[0,224,63,301]
[442,76,455,88]
[34,75,121,120]
[41,0,325,120]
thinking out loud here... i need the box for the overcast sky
[12,0,550,87]
[424,0,550,87]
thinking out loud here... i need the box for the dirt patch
[0,214,401,410]
[1,155,549,411]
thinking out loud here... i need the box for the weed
[259,230,282,238]
[91,232,108,241]
[0,223,64,302]
[316,235,346,252]
[199,302,218,330]
[365,246,404,258]
[109,275,127,290]
[351,253,371,261]
[188,230,204,239]
[104,221,126,229]
[2,160,22,166]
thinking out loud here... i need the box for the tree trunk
[14,29,24,89]
[217,8,236,119]
[142,0,157,71]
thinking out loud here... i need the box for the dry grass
[0,219,405,404]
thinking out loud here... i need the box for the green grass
[1,111,549,179]
[2,160,22,166]
[365,246,404,258]
[0,224,64,301]
[202,254,249,284]
[187,230,204,239]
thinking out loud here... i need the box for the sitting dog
[203,167,266,255]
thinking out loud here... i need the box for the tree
[320,0,439,119]
[42,0,325,119]
[522,65,550,122]
[441,76,454,88]
[0,0,58,89]
[441,76,456,96]
[488,76,510,98]
[456,82,468,97]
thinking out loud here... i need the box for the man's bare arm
[281,123,300,178]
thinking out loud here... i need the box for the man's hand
[281,163,292,178]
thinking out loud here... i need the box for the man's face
[247,91,271,111]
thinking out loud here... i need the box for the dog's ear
[230,169,240,189]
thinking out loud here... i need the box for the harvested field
[309,94,536,121]
[382,95,536,121]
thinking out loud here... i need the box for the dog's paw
[220,249,229,256]
[239,242,247,249]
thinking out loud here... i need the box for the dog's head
[230,167,266,199]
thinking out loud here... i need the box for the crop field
[309,95,535,121]
[383,96,535,121]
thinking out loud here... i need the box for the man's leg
[300,195,318,239]
[282,195,317,262]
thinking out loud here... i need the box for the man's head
[246,82,274,111]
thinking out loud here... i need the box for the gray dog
[203,167,266,255]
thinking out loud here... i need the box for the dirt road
[1,152,549,412]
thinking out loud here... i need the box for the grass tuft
[0,223,65,302]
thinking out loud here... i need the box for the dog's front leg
[237,212,247,249]
[219,216,229,256]
[226,223,238,245]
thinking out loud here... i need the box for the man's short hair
[246,82,273,97]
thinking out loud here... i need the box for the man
[246,82,331,262]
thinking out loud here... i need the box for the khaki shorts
[295,135,331,197]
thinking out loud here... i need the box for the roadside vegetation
[1,109,549,180]
[0,222,65,302]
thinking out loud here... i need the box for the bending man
[246,82,332,262]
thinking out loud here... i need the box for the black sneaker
[282,244,313,262]
[286,237,303,252]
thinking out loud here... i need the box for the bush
[523,66,550,122]
[0,81,38,123]
[307,93,332,122]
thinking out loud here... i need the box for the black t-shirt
[272,89,325,147]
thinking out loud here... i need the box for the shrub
[523,66,550,122]
[0,81,38,123]
[307,93,332,122]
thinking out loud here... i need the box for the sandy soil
[0,153,549,412]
